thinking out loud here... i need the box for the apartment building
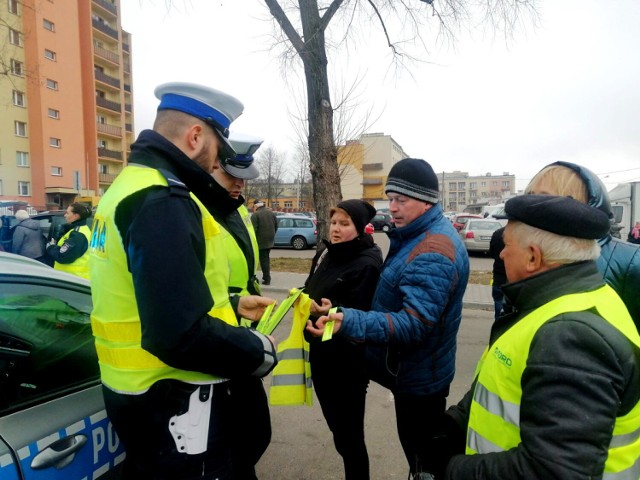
[338,133,408,206]
[0,0,133,211]
[439,171,516,213]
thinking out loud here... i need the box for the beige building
[439,171,516,213]
[0,0,133,211]
[338,133,408,206]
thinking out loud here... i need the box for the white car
[0,252,124,479]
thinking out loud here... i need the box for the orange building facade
[0,0,133,212]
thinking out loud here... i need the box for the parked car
[452,213,483,232]
[459,219,503,253]
[0,252,124,479]
[274,215,318,250]
[370,212,394,232]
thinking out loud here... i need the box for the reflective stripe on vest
[269,292,313,406]
[89,165,237,394]
[54,225,91,279]
[224,204,259,296]
[467,284,640,479]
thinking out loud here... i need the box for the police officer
[89,82,278,480]
[46,202,92,278]
[210,132,271,479]
[434,195,640,479]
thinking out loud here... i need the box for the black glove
[423,413,466,478]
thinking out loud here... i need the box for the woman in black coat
[304,199,382,480]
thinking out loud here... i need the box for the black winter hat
[331,199,377,235]
[385,158,439,204]
[495,194,610,239]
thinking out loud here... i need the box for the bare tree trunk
[299,0,342,240]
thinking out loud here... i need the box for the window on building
[481,181,487,187]
[44,49,56,61]
[300,201,306,208]
[97,115,106,124]
[98,164,108,174]
[98,139,107,149]
[448,182,456,191]
[14,121,27,137]
[502,181,510,187]
[49,137,61,148]
[16,151,29,167]
[9,28,22,46]
[51,166,62,176]
[470,182,477,189]
[8,0,19,15]
[48,108,60,119]
[46,78,58,90]
[458,182,465,190]
[10,59,23,76]
[284,201,292,208]
[12,90,25,107]
[43,18,55,31]
[272,202,280,209]
[18,181,30,196]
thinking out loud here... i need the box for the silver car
[0,252,124,479]
[459,219,503,253]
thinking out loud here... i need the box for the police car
[0,252,124,479]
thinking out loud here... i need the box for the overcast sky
[121,0,640,191]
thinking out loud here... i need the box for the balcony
[97,147,123,160]
[96,95,121,112]
[99,172,118,183]
[125,123,133,132]
[124,103,132,113]
[95,69,121,89]
[94,45,119,65]
[362,163,383,171]
[362,177,383,185]
[97,123,122,137]
[93,0,117,16]
[92,19,118,40]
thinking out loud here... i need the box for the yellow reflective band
[322,307,338,342]
[92,317,141,342]
[95,343,167,369]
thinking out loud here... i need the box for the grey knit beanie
[385,158,439,204]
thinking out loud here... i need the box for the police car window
[0,283,98,413]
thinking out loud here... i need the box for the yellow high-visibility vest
[89,165,237,394]
[54,225,91,279]
[467,284,640,479]
[223,204,260,296]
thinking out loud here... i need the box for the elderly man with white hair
[430,195,640,480]
[11,210,45,261]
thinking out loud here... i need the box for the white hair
[15,210,29,221]
[510,221,600,264]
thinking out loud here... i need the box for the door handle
[30,434,88,470]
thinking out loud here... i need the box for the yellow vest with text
[223,204,260,296]
[467,284,640,479]
[54,225,91,279]
[89,165,238,394]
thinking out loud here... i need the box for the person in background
[629,221,640,244]
[435,195,640,479]
[307,158,470,479]
[525,160,640,332]
[88,82,277,479]
[488,226,509,321]
[210,132,271,479]
[251,199,278,285]
[11,210,45,262]
[46,203,92,278]
[304,199,383,479]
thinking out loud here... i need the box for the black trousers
[258,248,271,283]
[310,338,370,480]
[103,380,234,480]
[393,388,448,475]
[228,377,271,480]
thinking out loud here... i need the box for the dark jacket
[108,129,275,379]
[12,218,44,259]
[338,203,470,396]
[251,206,278,249]
[489,226,506,287]
[445,261,640,479]
[46,219,89,264]
[555,161,640,332]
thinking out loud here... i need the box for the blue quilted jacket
[339,203,470,395]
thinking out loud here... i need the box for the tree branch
[263,0,306,55]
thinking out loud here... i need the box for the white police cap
[154,82,243,162]
[223,132,263,180]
